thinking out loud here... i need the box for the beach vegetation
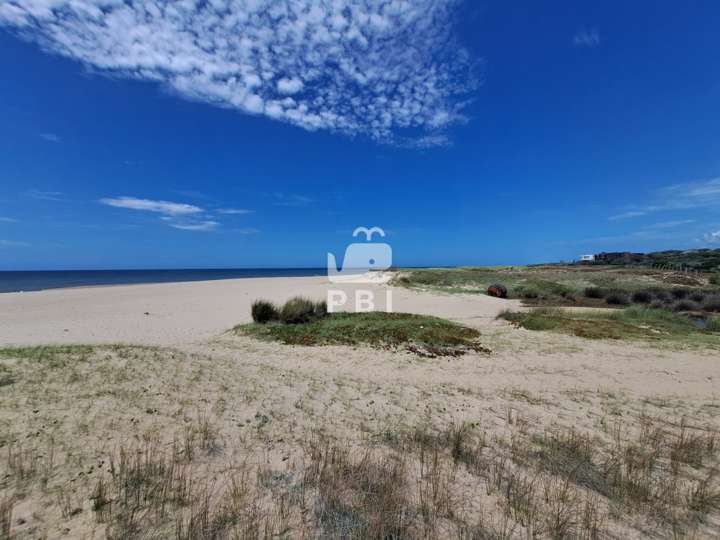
[499,307,720,345]
[238,311,487,357]
[250,299,280,323]
[279,296,323,324]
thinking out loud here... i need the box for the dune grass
[500,307,720,344]
[394,265,716,308]
[237,311,488,356]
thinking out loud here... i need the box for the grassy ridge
[500,307,720,344]
[394,265,719,307]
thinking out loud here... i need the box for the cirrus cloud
[0,0,475,146]
[99,196,203,216]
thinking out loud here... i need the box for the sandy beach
[0,275,516,346]
[2,276,719,538]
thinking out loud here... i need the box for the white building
[580,254,595,262]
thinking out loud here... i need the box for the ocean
[0,268,327,293]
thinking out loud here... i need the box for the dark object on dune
[606,292,630,306]
[653,290,672,303]
[487,284,508,298]
[689,292,706,303]
[631,291,653,304]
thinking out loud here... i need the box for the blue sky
[0,0,719,270]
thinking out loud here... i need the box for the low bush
[672,300,698,312]
[584,287,605,299]
[280,297,318,324]
[251,300,279,324]
[631,290,653,304]
[653,290,672,303]
[689,292,706,303]
[672,288,689,300]
[606,292,630,306]
[710,273,720,287]
[704,296,720,313]
[313,300,328,318]
[706,316,720,332]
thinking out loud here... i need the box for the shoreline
[0,268,327,294]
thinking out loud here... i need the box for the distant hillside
[591,248,720,272]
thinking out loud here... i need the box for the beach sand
[0,275,515,346]
[1,276,719,538]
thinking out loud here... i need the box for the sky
[0,0,719,270]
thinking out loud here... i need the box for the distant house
[580,254,595,262]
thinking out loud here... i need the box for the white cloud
[1,1,475,146]
[99,196,202,216]
[608,211,647,221]
[217,208,253,215]
[609,177,720,220]
[645,219,695,230]
[39,132,60,142]
[276,77,304,95]
[573,29,600,48]
[99,195,225,231]
[169,220,219,232]
[0,217,18,223]
[704,230,720,244]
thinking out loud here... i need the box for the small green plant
[251,300,280,323]
[280,296,318,324]
[706,316,720,333]
[710,273,720,287]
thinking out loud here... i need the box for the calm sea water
[0,268,327,293]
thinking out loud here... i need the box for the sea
[0,268,327,293]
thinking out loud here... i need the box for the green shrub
[710,273,720,287]
[653,290,672,303]
[584,287,605,299]
[689,292,706,303]
[606,292,630,306]
[703,296,720,313]
[251,300,279,323]
[672,300,698,312]
[631,290,653,304]
[280,297,318,324]
[706,316,720,332]
[314,300,328,318]
[671,288,689,300]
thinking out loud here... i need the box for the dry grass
[1,345,719,538]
